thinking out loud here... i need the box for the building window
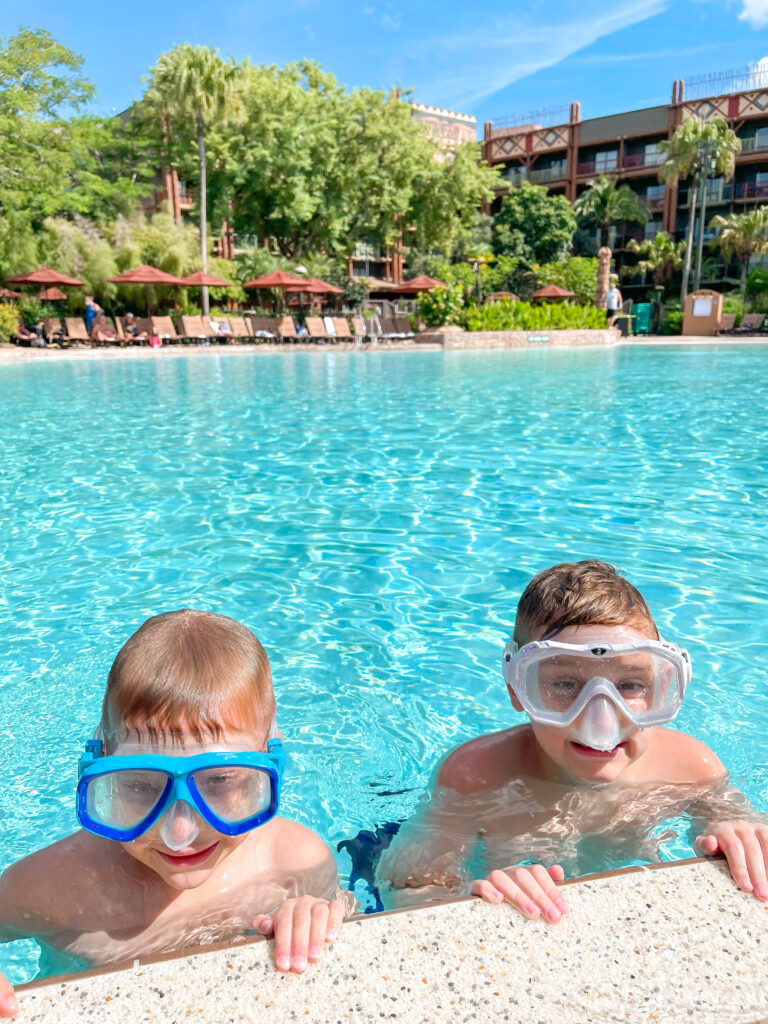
[594,150,618,172]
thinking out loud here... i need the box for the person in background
[84,296,101,333]
[89,314,116,346]
[123,313,148,342]
[605,280,623,326]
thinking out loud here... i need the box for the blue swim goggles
[76,737,286,843]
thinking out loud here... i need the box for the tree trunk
[680,179,697,304]
[740,258,748,302]
[600,223,609,248]
[197,110,209,316]
[693,140,711,292]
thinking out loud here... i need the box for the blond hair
[100,609,275,746]
[513,560,658,646]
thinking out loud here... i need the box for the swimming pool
[1,344,767,982]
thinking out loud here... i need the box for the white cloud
[740,0,768,28]
[403,0,669,110]
[576,44,715,64]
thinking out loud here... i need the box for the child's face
[112,715,271,891]
[508,621,657,785]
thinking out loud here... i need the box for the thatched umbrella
[243,270,307,312]
[532,284,576,302]
[7,266,84,287]
[108,265,186,313]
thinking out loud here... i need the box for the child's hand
[695,820,768,900]
[253,895,346,973]
[470,864,569,922]
[0,971,18,1018]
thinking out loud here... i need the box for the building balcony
[645,194,665,211]
[529,165,566,184]
[178,184,196,209]
[678,184,733,207]
[577,159,618,176]
[622,152,666,170]
[739,136,768,154]
[734,181,768,200]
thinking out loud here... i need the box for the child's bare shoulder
[437,725,531,795]
[0,832,114,933]
[261,817,334,871]
[647,727,726,783]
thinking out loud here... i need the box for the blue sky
[5,0,768,132]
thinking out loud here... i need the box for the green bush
[463,300,607,332]
[721,292,744,324]
[661,310,683,335]
[417,284,465,327]
[535,257,598,305]
[0,303,20,343]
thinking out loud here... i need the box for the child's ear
[506,682,524,712]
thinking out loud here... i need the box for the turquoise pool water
[1,344,767,981]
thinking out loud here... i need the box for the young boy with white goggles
[0,610,352,1019]
[378,561,767,921]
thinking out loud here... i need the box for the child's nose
[159,800,201,851]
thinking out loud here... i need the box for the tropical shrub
[417,284,465,327]
[721,292,745,324]
[661,310,683,335]
[535,257,598,305]
[0,303,19,343]
[463,300,607,332]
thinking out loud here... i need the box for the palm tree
[658,117,741,304]
[150,45,243,314]
[623,231,685,290]
[709,209,768,301]
[573,174,649,248]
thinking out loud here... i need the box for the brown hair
[513,560,658,646]
[100,609,275,746]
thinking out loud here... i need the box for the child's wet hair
[513,560,659,646]
[100,609,275,747]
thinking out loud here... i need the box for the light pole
[693,137,712,292]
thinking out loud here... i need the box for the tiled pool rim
[16,857,768,1023]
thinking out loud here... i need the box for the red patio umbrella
[284,277,344,295]
[390,274,446,293]
[180,270,235,287]
[532,284,576,301]
[242,270,306,289]
[108,265,186,286]
[7,265,84,287]
[39,287,68,301]
[0,287,21,299]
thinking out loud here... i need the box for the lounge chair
[735,313,765,334]
[180,315,217,344]
[351,316,370,344]
[332,318,354,341]
[248,317,280,342]
[64,317,91,345]
[717,313,736,335]
[394,315,415,340]
[277,316,301,343]
[378,316,400,342]
[305,316,331,342]
[150,316,182,343]
[323,316,339,342]
[226,316,253,342]
[44,317,66,346]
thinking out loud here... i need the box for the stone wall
[416,327,619,349]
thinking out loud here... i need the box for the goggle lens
[85,769,171,830]
[189,766,273,825]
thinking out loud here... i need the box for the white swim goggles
[502,636,691,750]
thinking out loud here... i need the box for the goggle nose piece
[159,799,200,852]
[570,693,627,752]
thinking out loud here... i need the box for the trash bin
[613,313,633,337]
[633,303,652,335]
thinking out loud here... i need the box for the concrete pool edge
[15,857,768,1023]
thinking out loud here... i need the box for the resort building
[483,64,768,287]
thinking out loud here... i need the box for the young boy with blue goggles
[0,610,351,1019]
[378,561,768,921]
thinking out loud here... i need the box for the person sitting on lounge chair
[123,313,148,342]
[90,315,116,345]
[13,322,37,346]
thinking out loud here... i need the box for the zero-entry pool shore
[16,859,768,1024]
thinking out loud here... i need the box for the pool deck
[2,335,768,366]
[16,858,768,1023]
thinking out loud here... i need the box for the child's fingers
[470,878,505,903]
[694,834,720,856]
[716,826,753,892]
[486,869,537,917]
[289,897,314,973]
[512,865,568,922]
[547,864,566,882]
[307,902,330,963]
[252,914,274,936]
[326,899,345,941]
[272,907,295,973]
[741,829,768,900]
[0,973,18,1019]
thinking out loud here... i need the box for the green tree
[623,232,685,291]
[148,44,244,314]
[492,182,577,264]
[658,116,741,302]
[573,174,648,248]
[709,209,768,301]
[535,256,598,305]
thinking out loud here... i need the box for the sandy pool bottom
[17,858,768,1024]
